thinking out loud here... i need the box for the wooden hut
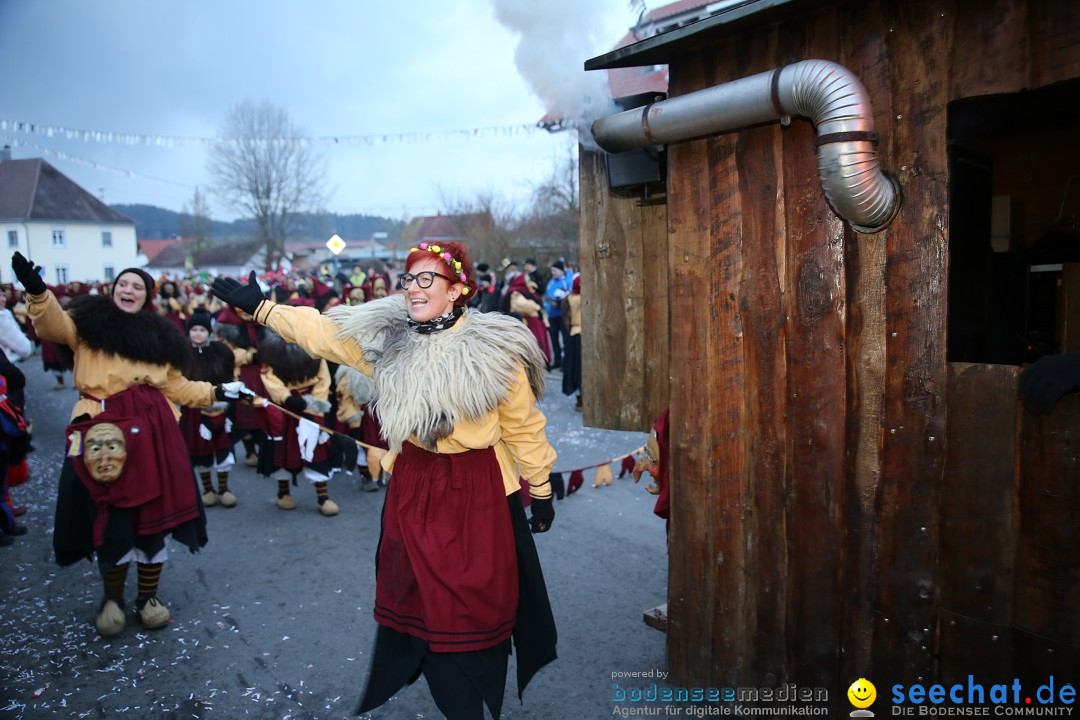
[580,0,1080,708]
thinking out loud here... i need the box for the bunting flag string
[552,446,644,476]
[0,136,196,189]
[552,445,646,497]
[0,118,548,149]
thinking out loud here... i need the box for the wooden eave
[585,0,834,71]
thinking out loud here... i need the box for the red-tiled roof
[644,0,713,23]
[0,158,133,224]
[139,237,187,262]
[145,237,263,268]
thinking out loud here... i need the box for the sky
[0,0,638,223]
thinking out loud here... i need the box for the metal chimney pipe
[590,59,901,233]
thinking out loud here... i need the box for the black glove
[211,270,264,316]
[11,252,46,295]
[1020,353,1080,414]
[529,497,554,533]
[283,396,307,415]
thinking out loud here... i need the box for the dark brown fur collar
[182,341,236,384]
[68,294,192,368]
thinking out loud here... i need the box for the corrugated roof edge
[585,0,830,71]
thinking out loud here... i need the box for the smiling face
[113,272,148,313]
[847,679,876,709]
[84,423,127,484]
[404,257,461,323]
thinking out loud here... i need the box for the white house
[0,147,138,286]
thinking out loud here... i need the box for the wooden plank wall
[578,150,668,432]
[942,364,1080,685]
[940,364,1019,685]
[1014,395,1080,682]
[593,0,1080,705]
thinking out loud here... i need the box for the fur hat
[186,312,213,333]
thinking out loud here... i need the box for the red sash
[67,386,199,548]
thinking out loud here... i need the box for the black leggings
[422,642,509,720]
[356,626,509,720]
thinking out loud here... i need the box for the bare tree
[177,186,212,264]
[436,187,517,267]
[208,100,327,271]
[517,148,579,267]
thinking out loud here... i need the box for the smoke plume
[492,0,619,148]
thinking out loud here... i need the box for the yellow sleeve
[313,360,331,401]
[499,366,556,499]
[336,385,363,426]
[161,367,216,409]
[254,300,369,371]
[260,367,290,404]
[232,346,258,364]
[510,292,541,318]
[26,290,78,347]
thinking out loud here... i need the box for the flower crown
[408,242,471,295]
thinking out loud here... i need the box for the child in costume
[334,364,387,491]
[179,312,239,508]
[214,307,267,467]
[257,330,339,516]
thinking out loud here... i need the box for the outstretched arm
[212,271,368,371]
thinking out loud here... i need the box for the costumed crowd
[0,245,584,720]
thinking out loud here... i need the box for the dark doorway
[947,78,1080,364]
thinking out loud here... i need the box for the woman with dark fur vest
[12,254,248,638]
[180,312,239,508]
[257,330,338,516]
[213,241,558,720]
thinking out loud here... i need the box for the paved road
[1,356,667,719]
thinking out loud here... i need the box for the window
[52,229,66,248]
[6,230,17,249]
[55,265,68,284]
[103,265,115,282]
[101,230,113,248]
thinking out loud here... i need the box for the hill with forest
[114,204,404,244]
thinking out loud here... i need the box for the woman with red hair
[213,240,558,720]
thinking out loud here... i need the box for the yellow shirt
[253,300,555,499]
[259,358,331,405]
[28,291,216,421]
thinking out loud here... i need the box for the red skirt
[179,408,231,457]
[373,443,518,652]
[271,410,330,472]
[233,363,266,432]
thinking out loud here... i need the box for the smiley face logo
[847,678,876,709]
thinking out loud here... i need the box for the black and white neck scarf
[405,306,464,334]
